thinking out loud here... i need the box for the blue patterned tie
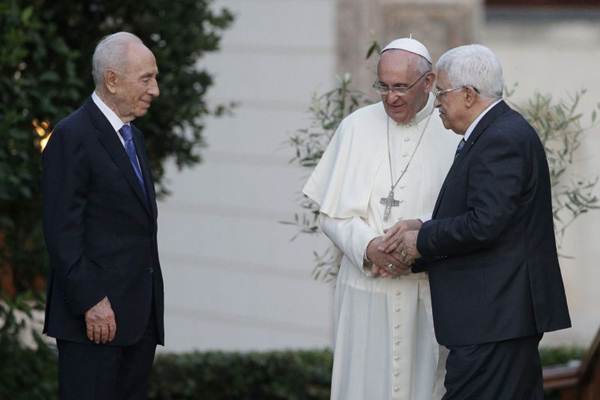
[455,138,466,159]
[119,124,147,197]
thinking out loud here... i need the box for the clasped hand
[366,219,422,277]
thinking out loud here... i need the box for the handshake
[366,219,422,278]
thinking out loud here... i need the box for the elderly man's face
[111,43,160,122]
[434,71,469,135]
[377,51,432,125]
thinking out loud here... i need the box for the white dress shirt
[91,92,141,170]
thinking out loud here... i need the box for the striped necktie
[455,138,466,159]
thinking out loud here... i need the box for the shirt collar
[463,98,502,141]
[91,91,128,132]
[413,92,435,125]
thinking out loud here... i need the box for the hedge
[0,340,584,400]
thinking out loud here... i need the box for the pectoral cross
[380,189,400,222]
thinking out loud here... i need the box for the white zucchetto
[382,37,432,63]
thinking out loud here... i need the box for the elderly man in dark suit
[381,44,571,399]
[42,31,164,400]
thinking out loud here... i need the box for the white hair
[414,55,432,75]
[92,32,143,87]
[436,44,504,99]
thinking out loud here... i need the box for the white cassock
[303,94,459,400]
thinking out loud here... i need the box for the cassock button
[394,386,400,392]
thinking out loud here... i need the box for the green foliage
[0,0,81,294]
[149,350,333,400]
[540,345,586,400]
[513,89,600,247]
[282,74,369,280]
[0,0,233,296]
[539,345,585,366]
[0,299,58,400]
[0,343,584,398]
[0,344,334,400]
[0,337,58,400]
[38,0,236,191]
[288,74,369,170]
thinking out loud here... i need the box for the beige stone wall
[157,0,336,352]
[337,0,483,92]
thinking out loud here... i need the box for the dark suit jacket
[414,100,571,347]
[42,97,164,346]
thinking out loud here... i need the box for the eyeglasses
[433,86,480,98]
[372,70,430,96]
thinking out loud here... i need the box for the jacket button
[148,267,154,274]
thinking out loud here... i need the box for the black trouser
[57,313,157,400]
[443,334,544,400]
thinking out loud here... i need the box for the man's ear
[464,86,479,108]
[423,71,436,92]
[104,69,119,94]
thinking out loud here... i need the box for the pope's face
[111,43,160,122]
[377,51,432,125]
[434,71,469,135]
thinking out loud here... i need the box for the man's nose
[386,92,402,103]
[149,79,160,97]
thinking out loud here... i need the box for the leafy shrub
[149,350,333,400]
[0,343,584,399]
[0,0,233,296]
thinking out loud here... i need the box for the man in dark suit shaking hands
[42,32,164,400]
[382,44,571,399]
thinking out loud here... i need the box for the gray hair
[436,44,503,99]
[414,55,432,75]
[92,32,143,87]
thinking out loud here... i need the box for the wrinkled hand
[371,262,410,278]
[371,264,391,278]
[379,219,423,253]
[85,297,116,344]
[367,237,411,278]
[396,230,421,265]
[367,236,404,269]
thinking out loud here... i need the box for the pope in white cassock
[303,38,460,399]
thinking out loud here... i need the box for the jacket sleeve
[319,214,378,274]
[42,127,106,315]
[417,131,526,258]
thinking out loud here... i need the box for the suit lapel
[83,98,152,217]
[432,100,511,218]
[431,181,447,218]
